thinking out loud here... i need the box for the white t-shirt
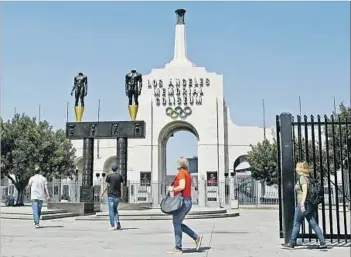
[29,174,48,201]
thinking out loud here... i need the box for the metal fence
[234,175,279,206]
[1,177,296,208]
[277,113,351,244]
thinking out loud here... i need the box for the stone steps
[1,209,80,220]
[75,208,239,221]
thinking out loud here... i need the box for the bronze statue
[71,72,88,107]
[125,70,142,106]
[70,72,88,122]
[125,70,142,121]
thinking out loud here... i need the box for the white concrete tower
[166,9,195,68]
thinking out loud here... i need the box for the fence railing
[8,177,343,208]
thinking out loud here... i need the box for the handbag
[160,176,184,215]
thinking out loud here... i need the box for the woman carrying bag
[167,157,203,254]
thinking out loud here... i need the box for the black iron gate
[277,113,351,244]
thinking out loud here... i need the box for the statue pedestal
[74,106,84,122]
[128,105,138,121]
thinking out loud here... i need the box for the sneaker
[319,242,327,249]
[195,235,203,251]
[167,248,183,254]
[35,224,40,229]
[283,242,295,249]
[116,222,122,230]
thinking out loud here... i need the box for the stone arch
[74,157,84,171]
[158,120,200,183]
[103,155,117,174]
[233,155,250,174]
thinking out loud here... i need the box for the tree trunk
[15,187,25,206]
[261,181,266,198]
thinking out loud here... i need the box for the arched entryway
[157,120,200,202]
[103,155,117,175]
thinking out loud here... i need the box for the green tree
[327,103,351,171]
[247,139,278,186]
[1,113,76,205]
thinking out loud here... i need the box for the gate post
[279,113,295,244]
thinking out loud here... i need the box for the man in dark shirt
[101,164,124,230]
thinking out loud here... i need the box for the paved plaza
[1,209,349,257]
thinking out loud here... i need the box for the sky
[1,2,350,175]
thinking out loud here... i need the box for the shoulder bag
[160,176,184,215]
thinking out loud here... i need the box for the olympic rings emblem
[165,106,192,119]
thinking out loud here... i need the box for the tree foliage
[1,113,76,204]
[327,103,351,171]
[247,139,278,186]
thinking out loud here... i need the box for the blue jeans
[289,204,325,244]
[108,196,120,227]
[172,198,198,250]
[31,200,43,225]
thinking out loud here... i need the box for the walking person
[167,157,203,254]
[26,166,50,228]
[285,161,327,249]
[101,164,124,230]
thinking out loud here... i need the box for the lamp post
[101,173,106,203]
[95,173,101,202]
[75,168,79,202]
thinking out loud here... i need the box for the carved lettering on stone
[176,79,181,88]
[148,80,152,89]
[159,79,163,88]
[177,96,182,106]
[162,97,167,106]
[153,80,157,88]
[184,95,188,106]
[162,88,166,97]
[154,88,160,97]
[189,95,194,105]
[182,79,187,87]
[194,78,199,87]
[192,88,198,96]
[156,97,160,106]
[176,88,181,96]
[168,86,174,96]
[205,78,210,86]
[200,78,204,87]
[189,78,193,87]
[196,95,202,105]
[183,88,187,97]
[199,87,204,96]
[168,96,175,106]
[169,79,174,87]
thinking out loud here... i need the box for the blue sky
[2,2,350,174]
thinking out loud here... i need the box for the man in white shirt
[26,167,50,228]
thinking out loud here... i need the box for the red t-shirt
[174,169,192,198]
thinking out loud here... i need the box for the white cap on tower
[166,9,195,68]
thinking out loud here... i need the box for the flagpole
[38,104,41,122]
[97,99,101,159]
[262,99,266,140]
[66,101,69,123]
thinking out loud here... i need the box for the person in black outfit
[101,164,124,230]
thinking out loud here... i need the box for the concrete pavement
[0,209,349,257]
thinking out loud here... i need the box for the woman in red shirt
[167,157,203,254]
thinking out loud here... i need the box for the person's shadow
[37,225,64,229]
[182,246,211,253]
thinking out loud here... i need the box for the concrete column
[198,178,206,208]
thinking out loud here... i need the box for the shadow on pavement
[182,246,211,253]
[39,225,64,229]
[119,227,138,231]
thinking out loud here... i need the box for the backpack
[301,176,324,205]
